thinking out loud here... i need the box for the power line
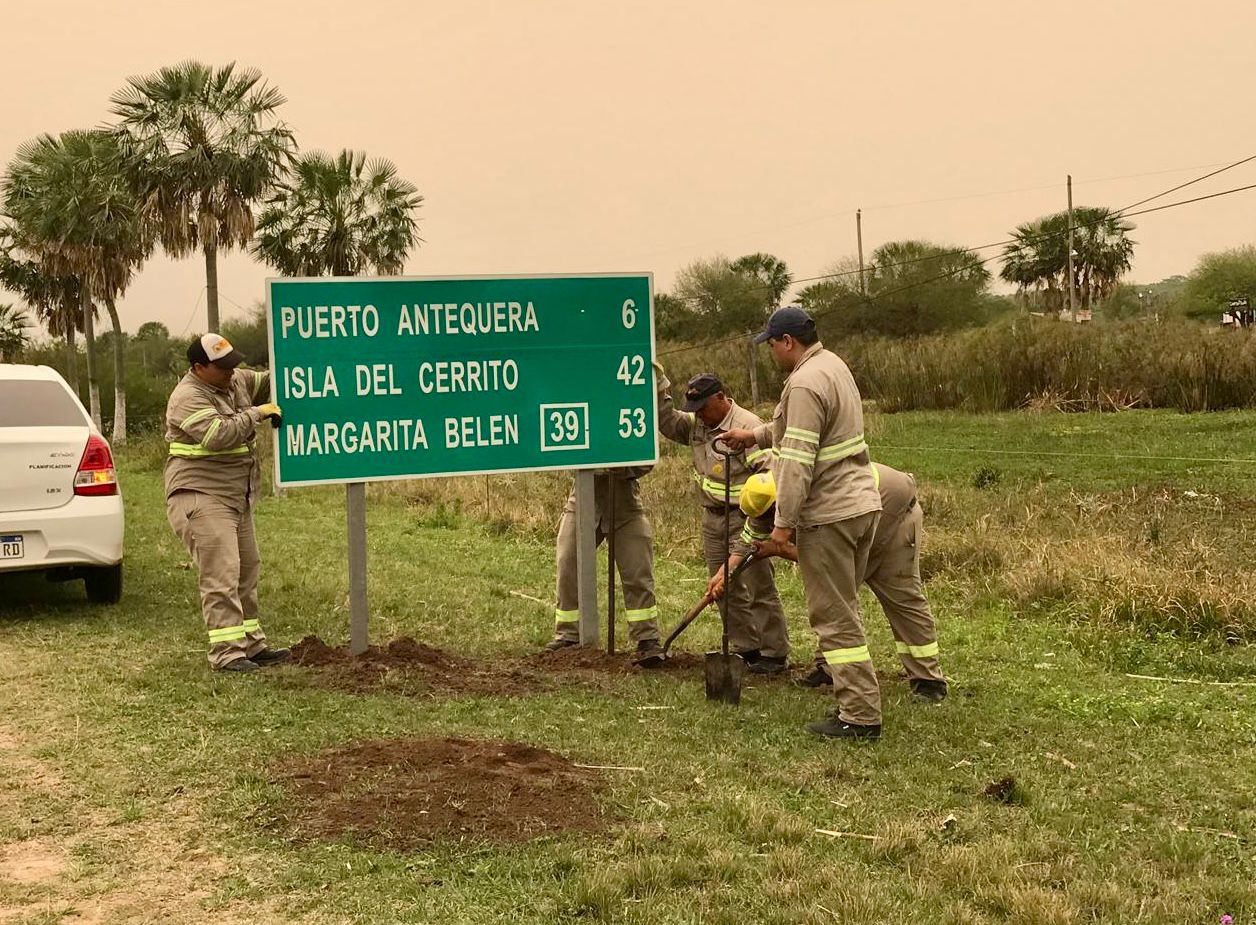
[873,444,1256,466]
[177,286,206,337]
[658,175,1256,359]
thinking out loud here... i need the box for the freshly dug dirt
[286,635,710,696]
[287,635,549,697]
[276,737,607,849]
[524,645,704,676]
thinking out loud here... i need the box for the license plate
[1,535,23,560]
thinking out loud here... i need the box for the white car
[0,364,124,603]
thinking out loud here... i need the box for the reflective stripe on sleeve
[180,407,218,429]
[822,645,871,666]
[896,641,939,658]
[783,426,820,444]
[625,606,658,623]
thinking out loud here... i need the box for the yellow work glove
[256,402,283,427]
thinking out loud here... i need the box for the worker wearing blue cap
[724,307,885,739]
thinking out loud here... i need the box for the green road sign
[265,274,658,487]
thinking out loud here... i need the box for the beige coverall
[740,462,945,683]
[164,368,273,669]
[655,373,789,658]
[552,468,661,645]
[752,342,884,726]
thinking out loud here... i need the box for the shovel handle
[660,554,759,657]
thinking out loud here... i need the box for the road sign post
[266,273,657,650]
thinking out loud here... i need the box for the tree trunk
[747,339,760,407]
[106,297,126,446]
[63,323,79,392]
[204,241,220,332]
[81,287,101,429]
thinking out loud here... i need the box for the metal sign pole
[575,470,600,647]
[347,482,369,655]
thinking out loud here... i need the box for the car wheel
[85,563,123,604]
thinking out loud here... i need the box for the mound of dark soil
[288,635,547,697]
[276,737,607,848]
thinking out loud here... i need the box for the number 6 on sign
[618,408,646,438]
[622,299,637,329]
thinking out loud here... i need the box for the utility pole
[1067,175,1077,322]
[856,209,867,296]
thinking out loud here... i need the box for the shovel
[705,437,746,705]
[661,554,757,658]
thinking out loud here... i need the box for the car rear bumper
[0,494,125,572]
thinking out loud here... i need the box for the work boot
[735,649,762,664]
[748,655,787,675]
[910,679,949,703]
[633,640,665,668]
[794,666,833,688]
[251,647,291,667]
[806,715,881,740]
[543,638,578,652]
[216,658,260,674]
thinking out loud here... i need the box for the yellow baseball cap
[739,471,776,518]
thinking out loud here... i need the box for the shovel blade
[704,652,746,704]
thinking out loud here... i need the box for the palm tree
[0,230,85,386]
[252,149,422,276]
[0,303,31,361]
[730,253,792,405]
[1000,208,1134,318]
[1,130,151,440]
[109,61,295,330]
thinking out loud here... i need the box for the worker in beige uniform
[545,467,665,666]
[164,333,289,673]
[724,306,884,739]
[717,465,947,701]
[654,364,789,673]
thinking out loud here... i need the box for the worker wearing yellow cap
[716,464,947,701]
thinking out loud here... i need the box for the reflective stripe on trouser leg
[237,509,269,659]
[864,505,945,683]
[551,506,582,642]
[166,490,252,669]
[796,513,882,726]
[612,511,659,643]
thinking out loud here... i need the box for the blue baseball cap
[753,305,815,344]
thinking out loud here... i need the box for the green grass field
[1,410,1254,924]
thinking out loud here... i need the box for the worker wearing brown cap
[654,363,790,673]
[164,333,288,673]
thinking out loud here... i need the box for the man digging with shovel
[654,362,790,675]
[723,306,884,740]
[710,466,948,703]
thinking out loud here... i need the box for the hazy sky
[2,0,1253,334]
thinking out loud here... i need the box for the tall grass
[660,318,1256,413]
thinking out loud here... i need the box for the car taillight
[75,433,118,496]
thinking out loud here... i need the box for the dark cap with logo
[753,305,815,344]
[682,373,724,411]
[187,332,246,369]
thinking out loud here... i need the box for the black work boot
[735,649,762,664]
[806,715,882,740]
[748,655,787,675]
[251,647,291,667]
[216,658,260,674]
[543,638,578,652]
[794,665,833,688]
[910,679,949,703]
[633,640,665,668]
